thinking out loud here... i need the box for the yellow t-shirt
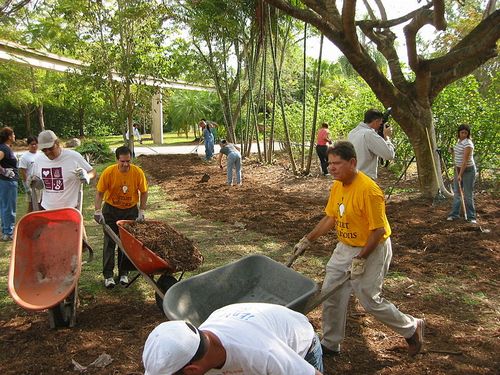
[325,171,391,247]
[97,164,148,209]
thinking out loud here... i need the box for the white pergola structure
[0,39,214,144]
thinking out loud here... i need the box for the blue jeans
[449,166,476,220]
[0,179,18,236]
[304,333,324,373]
[204,136,214,160]
[227,152,242,185]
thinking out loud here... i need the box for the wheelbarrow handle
[82,239,94,264]
[303,272,351,314]
[285,251,302,268]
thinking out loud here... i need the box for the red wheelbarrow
[8,208,92,328]
[102,220,191,312]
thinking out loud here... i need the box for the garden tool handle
[458,184,468,221]
[286,251,301,268]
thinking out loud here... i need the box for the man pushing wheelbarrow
[94,145,148,289]
[293,141,425,357]
[9,130,96,328]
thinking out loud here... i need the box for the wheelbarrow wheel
[48,288,78,329]
[155,273,177,313]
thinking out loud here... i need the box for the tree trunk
[393,105,451,199]
[78,104,85,137]
[37,104,45,132]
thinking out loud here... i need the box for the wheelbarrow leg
[68,286,78,327]
[47,287,78,329]
[155,273,178,312]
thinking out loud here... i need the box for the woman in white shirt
[18,135,40,212]
[447,124,476,223]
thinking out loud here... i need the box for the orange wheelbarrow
[8,208,92,328]
[102,220,184,313]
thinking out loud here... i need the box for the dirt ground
[1,152,498,374]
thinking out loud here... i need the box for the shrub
[76,140,113,164]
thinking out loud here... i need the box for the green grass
[92,131,198,149]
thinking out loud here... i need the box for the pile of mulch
[123,221,203,271]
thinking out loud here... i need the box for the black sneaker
[321,344,340,357]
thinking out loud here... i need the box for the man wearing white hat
[31,130,96,210]
[143,303,324,375]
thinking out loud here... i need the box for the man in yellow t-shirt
[94,146,148,289]
[293,141,424,357]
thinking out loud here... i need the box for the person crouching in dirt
[218,139,242,186]
[143,303,324,375]
[94,146,148,289]
[293,141,424,357]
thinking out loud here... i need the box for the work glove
[293,236,311,256]
[350,257,366,276]
[136,209,145,223]
[28,175,44,190]
[73,167,90,184]
[0,167,15,178]
[94,210,105,224]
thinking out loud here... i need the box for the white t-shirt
[32,149,93,209]
[18,151,40,182]
[126,127,141,141]
[453,138,475,168]
[348,122,395,179]
[200,303,316,375]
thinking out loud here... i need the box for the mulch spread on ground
[1,152,498,375]
[123,221,203,272]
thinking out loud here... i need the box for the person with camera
[293,141,424,358]
[348,108,395,179]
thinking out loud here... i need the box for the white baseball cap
[38,130,58,149]
[143,321,201,375]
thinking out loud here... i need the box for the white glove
[136,209,145,223]
[94,210,105,224]
[73,167,90,184]
[1,167,15,178]
[351,257,366,276]
[293,236,311,256]
[28,175,44,189]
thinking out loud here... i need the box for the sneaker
[1,234,13,241]
[104,277,116,289]
[321,344,340,357]
[406,319,425,356]
[467,219,477,224]
[119,275,129,286]
[446,216,454,221]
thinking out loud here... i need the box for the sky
[306,0,439,62]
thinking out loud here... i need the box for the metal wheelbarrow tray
[8,208,83,327]
[163,254,318,327]
[112,220,185,311]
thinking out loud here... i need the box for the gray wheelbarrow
[162,253,350,327]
